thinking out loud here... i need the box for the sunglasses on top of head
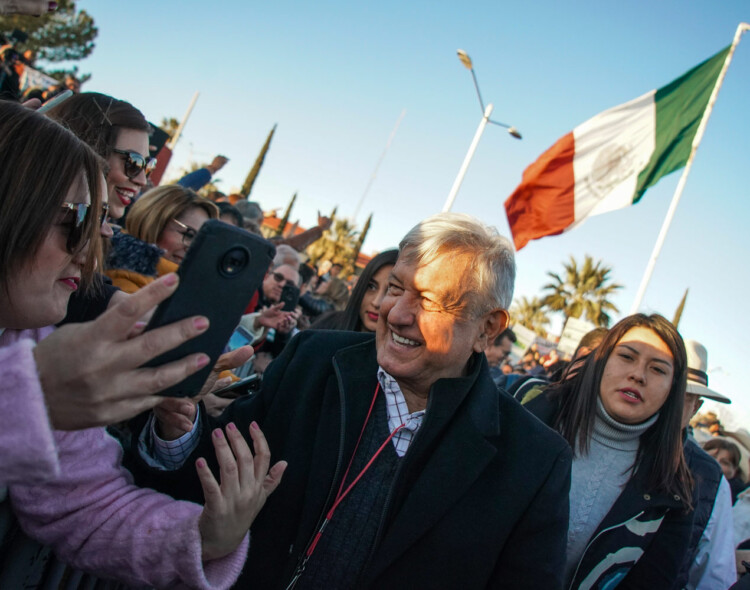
[112,148,157,180]
[59,202,108,253]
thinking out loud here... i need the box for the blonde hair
[125,185,218,244]
[399,212,516,317]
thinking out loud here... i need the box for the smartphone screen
[228,325,255,351]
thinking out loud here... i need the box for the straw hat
[684,339,731,404]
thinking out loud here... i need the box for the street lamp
[442,49,521,212]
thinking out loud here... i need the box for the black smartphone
[141,220,275,397]
[280,283,300,312]
[213,374,262,399]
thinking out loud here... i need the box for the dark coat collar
[332,339,503,579]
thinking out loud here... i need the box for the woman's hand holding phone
[33,273,212,430]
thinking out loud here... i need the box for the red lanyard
[304,383,404,559]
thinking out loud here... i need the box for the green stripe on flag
[634,45,730,203]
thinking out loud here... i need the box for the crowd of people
[2,4,750,589]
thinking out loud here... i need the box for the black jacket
[132,330,572,589]
[525,392,695,590]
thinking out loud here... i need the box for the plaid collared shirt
[148,367,426,468]
[377,367,426,458]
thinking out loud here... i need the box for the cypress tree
[275,192,297,237]
[240,124,276,197]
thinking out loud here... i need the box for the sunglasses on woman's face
[112,148,157,180]
[59,202,95,253]
[58,203,108,253]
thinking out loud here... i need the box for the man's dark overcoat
[132,331,573,589]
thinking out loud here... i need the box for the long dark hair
[312,249,398,332]
[47,92,150,159]
[547,313,693,508]
[0,101,102,293]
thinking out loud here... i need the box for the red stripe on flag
[504,132,576,250]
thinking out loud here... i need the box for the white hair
[399,212,515,316]
[273,244,300,268]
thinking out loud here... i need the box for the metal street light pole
[442,50,521,212]
[443,102,494,212]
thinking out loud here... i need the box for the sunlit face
[262,264,300,303]
[599,327,675,425]
[106,127,150,220]
[706,448,738,480]
[376,251,506,398]
[157,206,211,265]
[0,175,90,329]
[359,264,393,333]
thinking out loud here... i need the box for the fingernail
[227,422,237,432]
[164,273,178,286]
[133,321,147,330]
[251,421,259,430]
[196,354,210,369]
[48,2,58,11]
[213,429,223,439]
[194,317,209,330]
[196,458,206,468]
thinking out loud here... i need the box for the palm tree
[541,255,622,327]
[510,296,550,337]
[306,218,359,273]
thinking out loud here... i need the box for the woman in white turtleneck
[525,314,694,590]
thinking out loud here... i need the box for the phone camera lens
[220,247,249,277]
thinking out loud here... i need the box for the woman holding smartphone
[0,100,285,589]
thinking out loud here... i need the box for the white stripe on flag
[571,89,656,229]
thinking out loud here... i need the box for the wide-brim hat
[685,339,731,404]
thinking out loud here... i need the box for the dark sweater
[300,395,401,589]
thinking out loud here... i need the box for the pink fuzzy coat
[0,327,249,589]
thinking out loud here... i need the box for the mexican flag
[505,45,730,251]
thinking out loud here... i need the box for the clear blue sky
[76,1,749,426]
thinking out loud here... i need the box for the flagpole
[629,22,749,315]
[352,108,406,224]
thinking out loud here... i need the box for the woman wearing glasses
[48,92,155,223]
[48,92,156,323]
[106,184,218,293]
[0,99,283,589]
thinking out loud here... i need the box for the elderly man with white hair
[132,213,572,589]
